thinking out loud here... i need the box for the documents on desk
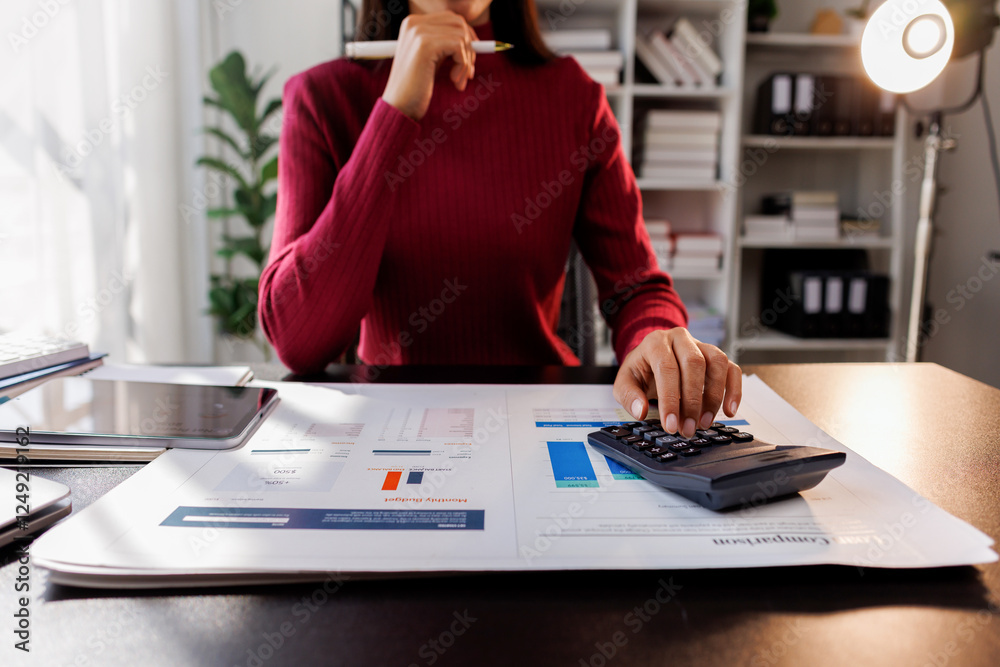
[32,376,996,587]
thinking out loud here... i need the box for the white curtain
[0,0,212,362]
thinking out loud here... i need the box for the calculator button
[643,419,661,427]
[713,424,739,434]
[643,446,668,457]
[655,452,678,463]
[602,427,631,438]
[695,429,719,439]
[731,432,754,443]
[655,435,682,447]
[621,435,643,446]
[678,447,701,457]
[668,442,690,452]
[644,430,668,442]
[710,435,732,445]
[688,438,712,448]
[633,425,657,436]
[632,441,655,451]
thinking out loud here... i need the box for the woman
[259,0,742,438]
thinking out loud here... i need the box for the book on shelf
[645,109,722,132]
[640,164,717,181]
[585,67,622,86]
[650,31,701,87]
[636,147,717,164]
[635,33,682,86]
[644,219,673,238]
[543,32,622,85]
[671,255,721,272]
[743,215,792,241]
[541,29,612,52]
[635,19,723,89]
[841,218,882,239]
[565,50,624,69]
[669,18,723,81]
[674,232,725,255]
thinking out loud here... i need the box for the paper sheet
[31,376,997,587]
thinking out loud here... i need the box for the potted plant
[748,0,778,33]
[197,51,281,361]
[845,1,872,39]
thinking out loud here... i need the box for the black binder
[811,75,837,136]
[833,76,857,136]
[754,73,794,135]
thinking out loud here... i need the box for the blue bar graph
[604,456,641,481]
[546,441,599,488]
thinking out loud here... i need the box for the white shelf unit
[726,32,907,365]
[537,0,747,361]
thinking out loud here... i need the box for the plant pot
[748,15,772,33]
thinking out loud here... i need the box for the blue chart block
[604,455,641,480]
[546,441,600,488]
[717,419,749,427]
[406,471,424,485]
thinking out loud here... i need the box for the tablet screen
[0,377,277,445]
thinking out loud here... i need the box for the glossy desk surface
[2,363,999,667]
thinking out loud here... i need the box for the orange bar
[382,471,402,491]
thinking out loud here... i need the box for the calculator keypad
[601,419,746,466]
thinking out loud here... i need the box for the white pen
[345,40,514,60]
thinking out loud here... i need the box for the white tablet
[0,377,279,450]
[0,467,71,548]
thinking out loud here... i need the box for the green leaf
[202,127,247,159]
[209,52,258,134]
[207,208,241,219]
[196,157,250,191]
[259,98,282,125]
[261,156,278,184]
[222,235,267,265]
[250,134,278,161]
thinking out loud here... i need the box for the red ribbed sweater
[259,22,687,373]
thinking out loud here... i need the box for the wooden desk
[2,363,998,666]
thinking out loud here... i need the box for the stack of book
[670,232,724,275]
[638,109,721,182]
[685,303,726,347]
[743,214,792,242]
[542,29,622,86]
[644,219,674,271]
[763,191,841,242]
[635,18,723,89]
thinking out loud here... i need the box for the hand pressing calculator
[587,419,846,511]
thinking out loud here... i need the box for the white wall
[920,39,1000,388]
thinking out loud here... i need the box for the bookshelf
[729,26,906,364]
[532,1,908,365]
[537,0,748,362]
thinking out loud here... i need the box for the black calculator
[587,419,846,511]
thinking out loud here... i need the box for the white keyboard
[0,334,90,381]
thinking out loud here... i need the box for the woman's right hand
[381,11,478,121]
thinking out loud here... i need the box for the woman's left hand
[613,328,742,439]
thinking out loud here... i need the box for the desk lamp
[861,0,1000,361]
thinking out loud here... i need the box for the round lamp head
[862,0,955,93]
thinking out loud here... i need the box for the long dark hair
[355,0,555,66]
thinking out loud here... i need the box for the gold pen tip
[495,41,514,52]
